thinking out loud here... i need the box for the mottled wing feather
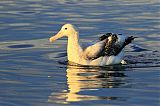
[104,43,122,56]
[108,36,136,56]
[99,33,112,41]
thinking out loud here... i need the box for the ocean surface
[0,0,160,106]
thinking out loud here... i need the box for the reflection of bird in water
[49,24,135,66]
[48,65,129,104]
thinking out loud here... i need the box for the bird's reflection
[48,65,129,104]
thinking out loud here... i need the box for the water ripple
[0,0,159,106]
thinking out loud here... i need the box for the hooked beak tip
[49,38,52,43]
[49,31,63,43]
[49,37,55,43]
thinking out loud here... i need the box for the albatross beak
[49,31,63,43]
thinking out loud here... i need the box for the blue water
[0,0,160,106]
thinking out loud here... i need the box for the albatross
[49,24,135,66]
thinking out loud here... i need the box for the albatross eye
[65,28,67,30]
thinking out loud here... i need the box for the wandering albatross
[49,24,135,66]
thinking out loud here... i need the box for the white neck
[67,33,82,63]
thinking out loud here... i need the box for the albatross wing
[82,33,135,61]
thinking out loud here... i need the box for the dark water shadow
[8,44,34,48]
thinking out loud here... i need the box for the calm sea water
[0,0,160,106]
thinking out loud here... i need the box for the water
[0,0,160,106]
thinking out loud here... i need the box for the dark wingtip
[133,36,138,39]
[125,36,137,45]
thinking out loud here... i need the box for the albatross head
[49,24,78,42]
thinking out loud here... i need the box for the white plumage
[49,24,135,66]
